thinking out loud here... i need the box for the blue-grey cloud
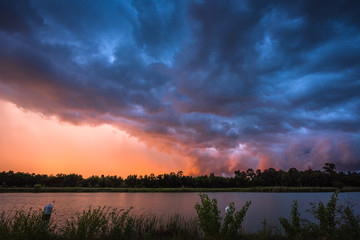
[0,0,359,173]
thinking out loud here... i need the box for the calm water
[0,192,359,231]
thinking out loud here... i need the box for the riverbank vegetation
[2,186,360,193]
[1,163,360,191]
[0,191,359,239]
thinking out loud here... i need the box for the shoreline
[1,192,358,239]
[1,186,360,193]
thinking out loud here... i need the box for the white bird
[225,206,230,214]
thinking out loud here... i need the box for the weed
[195,193,251,239]
[0,208,55,240]
[194,193,222,238]
[222,201,251,239]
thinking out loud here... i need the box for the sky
[0,0,359,177]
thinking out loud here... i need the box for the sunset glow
[0,100,187,177]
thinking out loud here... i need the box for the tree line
[1,163,359,188]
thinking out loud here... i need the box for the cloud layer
[1,0,359,174]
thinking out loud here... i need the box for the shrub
[195,193,251,239]
[108,207,134,240]
[280,191,360,240]
[0,208,55,240]
[337,203,360,240]
[279,201,310,239]
[222,201,251,239]
[315,191,339,234]
[61,206,110,240]
[195,193,222,238]
[60,206,200,240]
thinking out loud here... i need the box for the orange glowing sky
[0,99,188,177]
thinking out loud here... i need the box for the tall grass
[0,208,56,240]
[0,192,359,240]
[279,191,360,240]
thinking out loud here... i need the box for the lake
[0,192,359,232]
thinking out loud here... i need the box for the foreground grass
[1,186,360,193]
[1,207,201,240]
[0,208,286,240]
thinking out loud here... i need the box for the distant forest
[1,163,360,188]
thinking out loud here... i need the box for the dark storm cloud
[0,0,359,173]
[0,0,43,34]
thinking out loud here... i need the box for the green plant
[0,208,55,240]
[222,201,251,239]
[0,211,11,239]
[195,194,251,239]
[108,207,134,240]
[163,213,200,239]
[280,190,360,240]
[337,204,360,240]
[61,206,109,240]
[195,193,222,238]
[279,200,310,239]
[243,219,284,240]
[313,190,339,237]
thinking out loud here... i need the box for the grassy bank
[1,186,360,193]
[1,191,359,240]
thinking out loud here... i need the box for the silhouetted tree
[323,162,336,174]
[1,163,359,189]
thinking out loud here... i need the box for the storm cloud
[0,0,359,174]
